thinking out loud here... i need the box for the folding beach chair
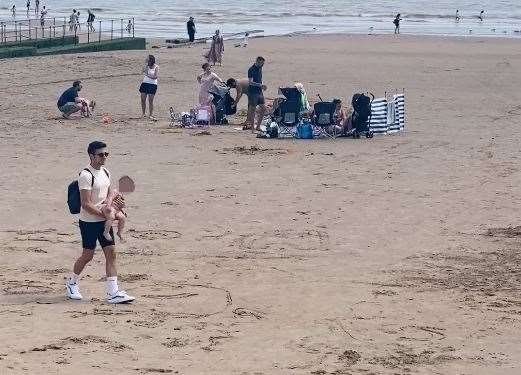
[271,87,303,137]
[312,101,337,138]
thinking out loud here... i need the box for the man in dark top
[246,56,267,130]
[57,80,83,118]
[187,17,196,43]
[87,10,95,32]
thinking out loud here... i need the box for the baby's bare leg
[115,211,126,242]
[103,206,117,241]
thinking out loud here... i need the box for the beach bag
[67,168,108,214]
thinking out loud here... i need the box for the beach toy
[102,115,113,124]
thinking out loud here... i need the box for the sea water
[1,0,521,39]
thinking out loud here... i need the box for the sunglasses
[95,152,109,157]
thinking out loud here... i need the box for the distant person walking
[26,1,30,15]
[35,0,39,14]
[126,19,133,34]
[139,55,159,120]
[455,10,460,22]
[66,140,135,304]
[40,6,47,27]
[205,30,224,66]
[478,10,484,21]
[11,5,16,17]
[187,16,196,43]
[87,10,95,32]
[69,9,77,31]
[76,11,81,31]
[393,13,402,34]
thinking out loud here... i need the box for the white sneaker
[66,280,83,300]
[107,290,135,304]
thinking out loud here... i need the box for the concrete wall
[0,46,37,59]
[0,36,78,49]
[36,38,146,56]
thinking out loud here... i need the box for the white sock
[106,276,119,296]
[70,273,80,284]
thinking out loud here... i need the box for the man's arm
[234,85,243,105]
[80,189,104,218]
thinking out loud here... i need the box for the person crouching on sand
[57,80,95,119]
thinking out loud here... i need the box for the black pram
[349,93,374,138]
[209,84,236,125]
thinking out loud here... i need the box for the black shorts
[139,82,157,95]
[79,220,115,250]
[247,91,265,107]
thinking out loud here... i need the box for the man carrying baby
[66,141,135,304]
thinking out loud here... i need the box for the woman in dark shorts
[139,55,158,120]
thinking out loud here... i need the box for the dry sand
[1,34,521,374]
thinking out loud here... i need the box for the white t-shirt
[78,165,111,222]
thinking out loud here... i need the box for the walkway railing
[0,17,135,45]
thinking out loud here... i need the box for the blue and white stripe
[369,97,388,134]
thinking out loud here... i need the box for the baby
[80,98,96,117]
[101,175,135,243]
[102,189,127,242]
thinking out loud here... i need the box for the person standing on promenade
[393,13,402,34]
[26,1,30,16]
[66,141,135,304]
[35,0,39,14]
[139,55,159,120]
[187,16,196,43]
[11,5,16,17]
[87,10,95,32]
[69,9,77,31]
[247,56,267,131]
[40,6,47,28]
[478,10,484,21]
[205,30,224,66]
[76,11,81,31]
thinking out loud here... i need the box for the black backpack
[67,168,109,214]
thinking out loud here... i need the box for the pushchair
[346,93,374,138]
[209,84,236,125]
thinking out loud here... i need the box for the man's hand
[113,194,126,210]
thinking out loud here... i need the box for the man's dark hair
[256,56,265,62]
[226,78,236,88]
[148,54,156,67]
[73,80,81,88]
[87,141,107,155]
[202,62,210,70]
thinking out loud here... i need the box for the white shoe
[107,290,135,304]
[66,280,83,300]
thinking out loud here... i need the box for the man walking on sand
[66,141,135,304]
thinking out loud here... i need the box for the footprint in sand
[128,229,182,241]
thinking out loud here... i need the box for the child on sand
[80,99,95,117]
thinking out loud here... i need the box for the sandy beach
[1,33,521,374]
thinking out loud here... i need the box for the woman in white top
[139,55,159,120]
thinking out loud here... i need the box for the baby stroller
[347,93,374,138]
[209,84,236,125]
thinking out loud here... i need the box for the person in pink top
[197,63,223,106]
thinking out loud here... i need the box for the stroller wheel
[366,131,374,139]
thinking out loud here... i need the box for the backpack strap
[101,167,110,179]
[80,168,95,187]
